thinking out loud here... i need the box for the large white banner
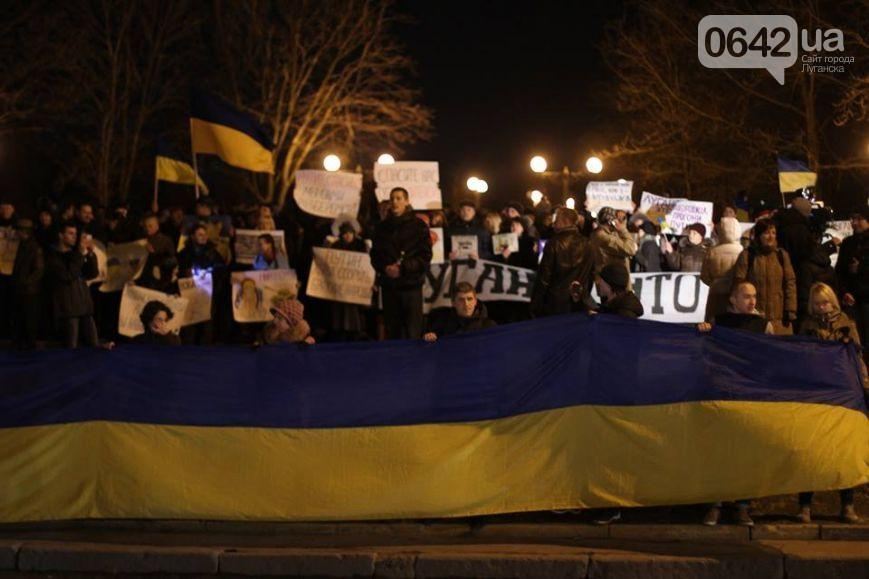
[88,240,108,286]
[178,271,213,325]
[0,227,19,275]
[423,263,708,323]
[585,181,634,215]
[374,161,442,209]
[100,240,149,293]
[423,260,535,313]
[231,269,299,323]
[639,192,714,236]
[306,247,375,306]
[118,284,189,338]
[234,229,289,267]
[294,170,363,219]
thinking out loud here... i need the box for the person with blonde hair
[795,282,866,524]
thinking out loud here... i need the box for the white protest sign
[640,192,714,236]
[492,232,519,253]
[451,235,479,259]
[306,247,375,307]
[590,272,709,324]
[118,284,189,338]
[87,240,108,286]
[374,161,442,209]
[585,181,634,215]
[100,240,149,293]
[0,228,19,275]
[423,260,535,313]
[234,229,289,267]
[294,169,363,218]
[178,271,212,325]
[430,227,445,265]
[827,220,853,240]
[231,269,299,323]
[739,222,755,235]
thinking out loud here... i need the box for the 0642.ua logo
[698,15,846,85]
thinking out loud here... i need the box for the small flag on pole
[190,89,274,174]
[777,157,817,193]
[156,141,209,193]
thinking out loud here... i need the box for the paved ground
[0,491,865,578]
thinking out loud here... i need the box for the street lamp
[565,197,576,210]
[323,154,341,172]
[585,156,603,174]
[467,176,481,191]
[476,179,489,193]
[529,190,543,206]
[530,155,548,173]
[377,153,395,165]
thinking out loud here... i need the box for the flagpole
[152,164,160,214]
[190,119,201,200]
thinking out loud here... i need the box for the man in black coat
[445,201,492,260]
[423,282,496,341]
[370,187,433,339]
[530,207,593,317]
[836,210,869,347]
[46,222,102,348]
[11,219,44,350]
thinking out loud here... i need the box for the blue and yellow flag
[190,89,274,174]
[778,157,817,193]
[156,141,208,193]
[0,315,865,522]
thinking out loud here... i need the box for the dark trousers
[60,316,99,348]
[382,286,423,340]
[11,294,40,350]
[799,489,855,507]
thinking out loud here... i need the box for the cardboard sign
[234,229,289,267]
[294,170,363,218]
[306,247,375,306]
[118,284,188,338]
[585,181,634,215]
[231,269,299,323]
[640,192,713,236]
[492,232,519,253]
[100,240,149,293]
[450,235,479,259]
[178,271,213,325]
[374,161,442,209]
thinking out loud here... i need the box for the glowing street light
[476,179,489,193]
[530,155,548,173]
[467,176,481,191]
[377,153,395,165]
[323,154,341,172]
[585,156,603,174]
[565,197,576,210]
[529,190,543,206]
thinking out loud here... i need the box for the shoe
[841,505,859,524]
[702,507,721,526]
[735,506,754,527]
[593,509,621,525]
[797,505,811,524]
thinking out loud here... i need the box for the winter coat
[370,210,433,290]
[665,237,709,272]
[835,230,868,302]
[701,217,743,321]
[799,311,867,387]
[12,237,44,296]
[178,240,223,277]
[634,234,662,273]
[140,232,176,286]
[589,225,637,274]
[531,227,592,317]
[445,217,493,260]
[797,245,838,315]
[776,208,815,270]
[600,291,644,319]
[495,234,538,270]
[134,331,181,346]
[46,246,98,318]
[732,246,797,331]
[426,302,497,337]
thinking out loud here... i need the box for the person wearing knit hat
[589,206,638,284]
[662,222,710,273]
[262,297,315,345]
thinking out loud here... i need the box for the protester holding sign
[325,218,370,341]
[370,187,432,340]
[178,224,226,276]
[252,234,286,270]
[732,219,797,336]
[662,223,710,272]
[446,201,490,260]
[134,300,181,346]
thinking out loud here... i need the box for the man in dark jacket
[139,213,176,287]
[423,282,496,341]
[446,201,492,260]
[178,224,224,276]
[593,263,644,319]
[46,222,102,348]
[11,219,44,350]
[836,210,869,347]
[531,207,593,317]
[370,187,433,339]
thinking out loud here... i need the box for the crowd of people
[0,187,866,524]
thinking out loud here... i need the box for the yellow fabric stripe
[190,118,274,174]
[0,401,866,522]
[155,156,209,192]
[779,171,817,192]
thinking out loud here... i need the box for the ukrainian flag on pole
[190,89,274,174]
[777,157,817,193]
[156,141,208,193]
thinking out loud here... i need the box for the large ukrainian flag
[190,89,274,174]
[778,157,817,193]
[0,315,865,522]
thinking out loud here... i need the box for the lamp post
[323,154,341,172]
[530,155,604,205]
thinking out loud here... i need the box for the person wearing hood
[700,217,744,321]
[732,218,797,335]
[424,282,496,341]
[326,217,369,340]
[262,296,315,345]
[836,210,869,346]
[795,282,865,524]
[662,223,709,272]
[370,187,433,340]
[134,300,181,346]
[592,263,644,320]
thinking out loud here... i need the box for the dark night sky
[398,0,625,209]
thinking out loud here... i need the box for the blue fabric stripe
[0,315,864,430]
[190,89,274,151]
[777,157,811,173]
